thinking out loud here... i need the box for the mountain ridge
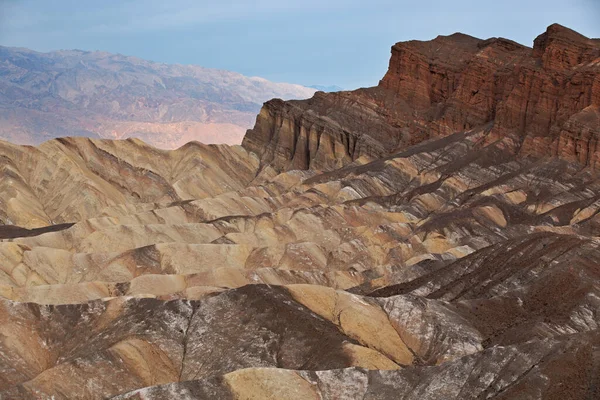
[0,45,316,148]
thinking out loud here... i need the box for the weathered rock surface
[113,331,600,400]
[0,137,259,227]
[2,125,600,398]
[1,24,600,400]
[244,24,600,172]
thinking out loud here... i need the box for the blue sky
[1,0,599,89]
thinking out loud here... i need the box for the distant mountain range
[0,46,317,148]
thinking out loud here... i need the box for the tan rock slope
[1,25,599,399]
[0,137,259,228]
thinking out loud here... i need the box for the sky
[1,0,599,89]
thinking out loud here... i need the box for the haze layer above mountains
[0,24,599,399]
[0,47,316,148]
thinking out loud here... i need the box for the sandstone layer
[243,24,600,172]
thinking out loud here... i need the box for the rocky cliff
[244,24,600,172]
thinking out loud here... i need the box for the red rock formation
[244,24,600,172]
[242,90,411,172]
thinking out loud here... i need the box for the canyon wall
[244,24,600,172]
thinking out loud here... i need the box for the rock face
[241,89,411,173]
[244,24,600,172]
[1,25,600,400]
[0,47,316,149]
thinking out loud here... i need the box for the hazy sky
[1,0,599,89]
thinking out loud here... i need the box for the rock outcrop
[244,24,600,172]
